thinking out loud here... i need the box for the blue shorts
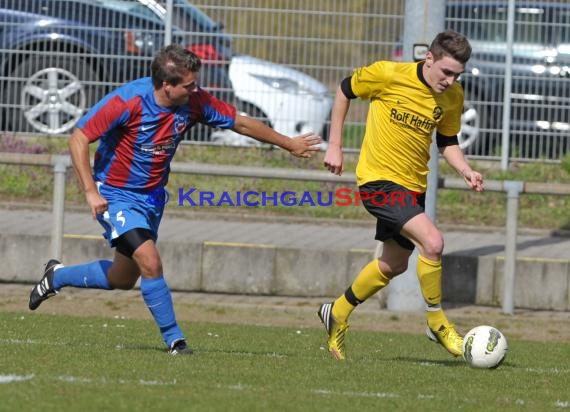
[96,183,164,248]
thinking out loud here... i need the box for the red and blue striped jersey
[77,77,236,191]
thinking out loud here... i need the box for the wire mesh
[0,0,568,160]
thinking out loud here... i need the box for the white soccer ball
[462,325,508,369]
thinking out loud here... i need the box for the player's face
[424,52,464,94]
[164,71,199,106]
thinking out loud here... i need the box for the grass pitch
[1,311,568,412]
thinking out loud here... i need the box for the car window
[449,5,552,45]
[173,0,219,31]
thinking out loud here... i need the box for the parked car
[210,54,332,146]
[0,0,234,137]
[146,0,333,146]
[448,0,570,159]
[393,1,570,159]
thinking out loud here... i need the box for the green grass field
[1,310,569,412]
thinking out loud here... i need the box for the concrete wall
[2,234,569,311]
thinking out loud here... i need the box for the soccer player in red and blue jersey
[29,44,321,355]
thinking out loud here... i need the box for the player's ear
[425,51,434,67]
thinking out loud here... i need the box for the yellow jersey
[351,60,463,192]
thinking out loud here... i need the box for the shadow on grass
[391,356,465,367]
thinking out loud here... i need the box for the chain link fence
[0,0,568,161]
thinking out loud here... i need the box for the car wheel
[7,55,98,134]
[236,100,272,128]
[458,101,480,150]
[460,100,499,156]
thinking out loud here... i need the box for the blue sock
[140,276,184,348]
[52,260,112,290]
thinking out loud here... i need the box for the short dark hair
[429,30,472,65]
[150,44,201,89]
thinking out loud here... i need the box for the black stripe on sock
[345,287,363,306]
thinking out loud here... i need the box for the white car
[211,54,333,146]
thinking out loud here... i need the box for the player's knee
[421,233,444,259]
[138,259,163,277]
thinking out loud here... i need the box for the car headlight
[124,31,157,54]
[250,73,311,95]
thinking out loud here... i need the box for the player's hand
[288,132,322,158]
[462,169,484,192]
[324,144,344,175]
[85,190,108,219]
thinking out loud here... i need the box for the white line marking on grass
[58,375,93,384]
[137,379,178,386]
[0,338,67,346]
[419,361,446,367]
[555,400,569,409]
[0,374,34,383]
[313,389,399,399]
[525,367,570,375]
[223,351,287,358]
[417,394,435,400]
[56,375,177,386]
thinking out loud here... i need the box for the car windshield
[94,0,164,23]
[140,0,221,31]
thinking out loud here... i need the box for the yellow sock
[332,259,390,323]
[352,259,391,301]
[417,255,449,329]
[426,308,451,330]
[331,294,354,324]
[417,254,442,306]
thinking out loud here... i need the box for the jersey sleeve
[436,83,464,137]
[350,60,392,100]
[77,94,130,143]
[190,89,237,129]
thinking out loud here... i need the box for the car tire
[6,55,99,135]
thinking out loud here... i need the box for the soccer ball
[462,325,508,369]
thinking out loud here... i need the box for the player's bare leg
[402,213,463,356]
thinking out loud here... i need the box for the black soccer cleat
[29,259,61,310]
[169,339,193,356]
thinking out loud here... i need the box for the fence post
[385,0,445,312]
[51,155,70,261]
[502,180,524,314]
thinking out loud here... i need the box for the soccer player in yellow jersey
[318,30,484,360]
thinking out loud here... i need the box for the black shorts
[359,180,425,251]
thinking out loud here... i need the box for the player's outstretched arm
[68,129,109,219]
[440,144,484,192]
[231,114,322,158]
[324,86,351,176]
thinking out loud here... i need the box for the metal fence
[0,0,568,161]
[2,151,569,313]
